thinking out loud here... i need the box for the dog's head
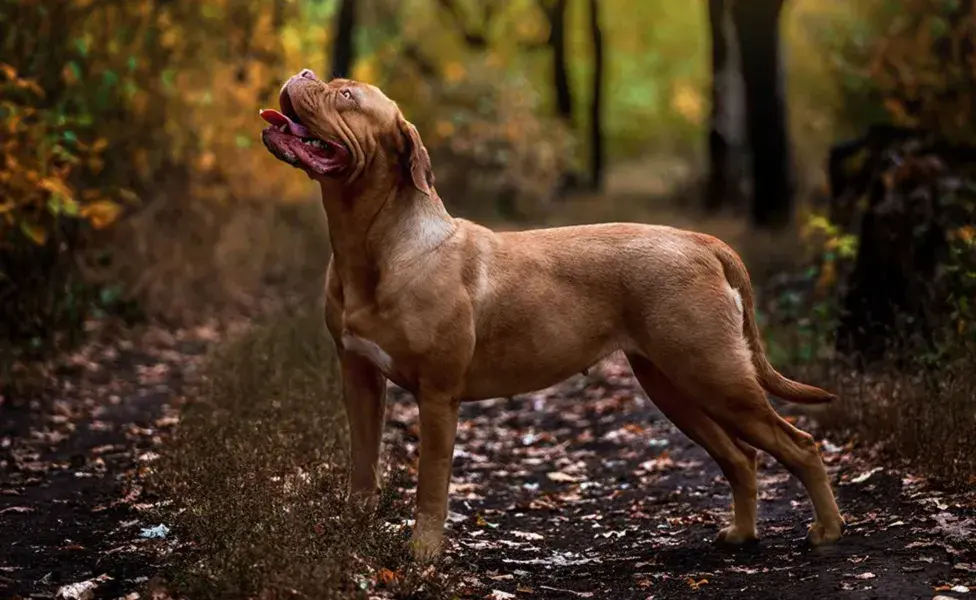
[260,69,433,196]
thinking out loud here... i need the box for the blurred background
[2,3,976,597]
[1,0,974,391]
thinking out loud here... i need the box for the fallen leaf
[850,468,883,484]
[547,471,582,483]
[854,572,876,580]
[377,568,398,586]
[538,585,594,597]
[487,590,515,599]
[935,584,971,593]
[55,575,111,600]
[0,506,34,514]
[138,523,169,538]
[56,581,97,600]
[686,577,709,590]
[475,514,499,528]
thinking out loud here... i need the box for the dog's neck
[320,179,457,300]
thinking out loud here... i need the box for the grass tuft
[152,310,459,599]
[818,349,976,487]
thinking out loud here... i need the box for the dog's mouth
[259,86,349,176]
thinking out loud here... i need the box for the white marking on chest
[416,214,453,247]
[342,333,394,374]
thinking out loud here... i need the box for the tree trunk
[587,0,605,191]
[705,0,747,213]
[549,0,573,126]
[731,0,793,229]
[331,0,357,79]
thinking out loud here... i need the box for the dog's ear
[396,113,434,197]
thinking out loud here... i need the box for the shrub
[819,350,976,487]
[822,0,976,144]
[0,61,134,389]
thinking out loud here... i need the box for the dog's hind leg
[711,393,845,546]
[649,346,844,546]
[629,353,759,545]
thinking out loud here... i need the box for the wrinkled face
[260,70,432,195]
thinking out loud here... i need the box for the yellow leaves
[38,177,76,203]
[801,214,839,242]
[434,120,456,140]
[160,27,180,49]
[353,56,379,84]
[19,221,47,245]
[485,51,504,69]
[80,200,123,229]
[15,77,44,97]
[133,149,151,179]
[5,112,21,136]
[39,177,81,217]
[117,188,140,205]
[816,261,837,295]
[0,62,44,97]
[91,137,109,153]
[670,82,705,125]
[197,151,217,172]
[443,61,467,84]
[883,98,910,124]
[953,225,975,245]
[0,63,17,81]
[88,156,105,175]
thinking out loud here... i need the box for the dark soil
[0,323,213,600]
[2,327,975,600]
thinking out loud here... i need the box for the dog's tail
[710,240,837,405]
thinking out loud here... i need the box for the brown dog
[259,69,845,561]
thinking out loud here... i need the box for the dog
[259,69,846,561]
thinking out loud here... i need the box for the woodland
[1,1,975,599]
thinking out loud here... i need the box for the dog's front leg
[341,352,387,505]
[411,391,461,562]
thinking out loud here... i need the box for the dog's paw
[807,519,845,546]
[714,525,759,547]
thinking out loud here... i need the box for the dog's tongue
[259,108,311,138]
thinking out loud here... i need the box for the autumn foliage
[828,0,976,143]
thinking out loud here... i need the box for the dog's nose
[299,69,318,81]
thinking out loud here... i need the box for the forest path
[384,355,976,599]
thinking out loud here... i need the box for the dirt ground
[2,321,975,600]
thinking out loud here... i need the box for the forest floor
[2,322,975,600]
[2,158,975,599]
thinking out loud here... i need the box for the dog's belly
[459,337,623,400]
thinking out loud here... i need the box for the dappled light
[1,1,974,599]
